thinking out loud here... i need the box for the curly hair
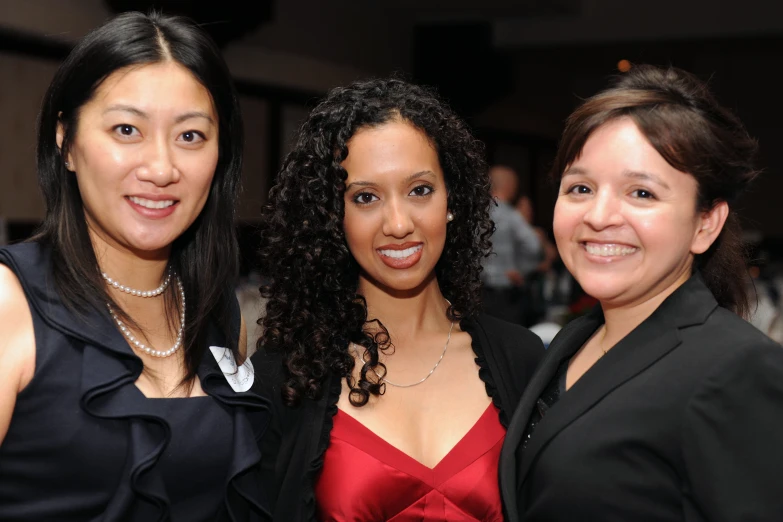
[257,78,493,407]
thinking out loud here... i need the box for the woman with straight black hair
[500,64,783,521]
[0,11,269,522]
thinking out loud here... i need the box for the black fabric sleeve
[682,341,783,522]
[250,347,337,522]
[470,314,546,427]
[251,349,285,516]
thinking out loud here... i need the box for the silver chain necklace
[352,315,455,388]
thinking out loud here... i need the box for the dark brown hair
[552,64,760,317]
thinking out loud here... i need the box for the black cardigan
[252,314,545,521]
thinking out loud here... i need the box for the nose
[136,137,179,186]
[583,190,623,230]
[381,196,415,238]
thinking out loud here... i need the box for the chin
[363,267,434,295]
[378,278,426,293]
[124,235,177,256]
[574,276,630,301]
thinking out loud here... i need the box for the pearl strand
[102,267,171,298]
[107,278,186,358]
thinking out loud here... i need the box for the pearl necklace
[107,278,186,358]
[102,267,171,297]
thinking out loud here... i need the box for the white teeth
[584,243,637,257]
[378,245,423,259]
[129,196,175,209]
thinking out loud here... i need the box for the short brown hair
[552,64,760,317]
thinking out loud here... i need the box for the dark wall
[478,35,783,237]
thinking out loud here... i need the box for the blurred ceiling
[490,0,783,47]
[104,0,783,57]
[240,0,783,46]
[234,0,783,72]
[5,0,779,119]
[104,0,274,47]
[102,0,783,121]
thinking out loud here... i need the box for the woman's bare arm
[0,265,35,445]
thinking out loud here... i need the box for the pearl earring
[64,161,70,168]
[446,212,454,222]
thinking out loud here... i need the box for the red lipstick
[376,242,423,269]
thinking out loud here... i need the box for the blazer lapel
[499,274,718,521]
[515,274,718,489]
[516,315,679,485]
[499,310,602,522]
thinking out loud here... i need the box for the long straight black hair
[35,11,244,381]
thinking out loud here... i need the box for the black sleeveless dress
[0,242,271,522]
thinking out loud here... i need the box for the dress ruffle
[200,355,272,521]
[462,318,509,427]
[3,242,271,522]
[474,352,507,426]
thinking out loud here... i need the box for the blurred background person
[515,192,568,330]
[481,165,541,325]
[745,238,783,343]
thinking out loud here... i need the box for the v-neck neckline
[332,403,504,484]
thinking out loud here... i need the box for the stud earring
[446,212,454,222]
[64,161,70,168]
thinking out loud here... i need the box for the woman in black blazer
[500,64,783,521]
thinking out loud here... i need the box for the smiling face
[553,117,726,311]
[342,119,450,295]
[59,61,219,259]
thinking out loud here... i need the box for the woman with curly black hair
[253,77,544,521]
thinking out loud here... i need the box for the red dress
[315,404,506,521]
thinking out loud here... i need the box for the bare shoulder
[0,263,31,325]
[0,263,30,316]
[0,264,36,390]
[0,264,36,443]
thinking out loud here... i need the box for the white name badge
[209,346,255,392]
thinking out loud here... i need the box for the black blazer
[499,274,783,522]
[253,314,544,521]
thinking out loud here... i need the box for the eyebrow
[623,170,671,190]
[345,170,435,190]
[103,104,146,118]
[174,111,215,125]
[561,166,587,178]
[103,104,215,125]
[562,166,671,190]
